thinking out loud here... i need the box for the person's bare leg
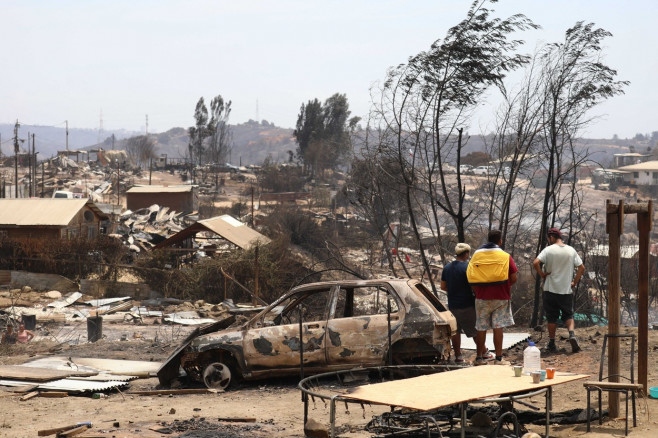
[493,327,504,357]
[475,331,487,357]
[548,322,557,339]
[451,333,461,358]
[565,318,575,332]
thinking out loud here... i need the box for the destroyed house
[153,214,270,253]
[126,185,198,213]
[0,199,108,239]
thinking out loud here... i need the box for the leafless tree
[125,135,156,168]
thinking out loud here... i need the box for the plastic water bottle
[523,341,541,375]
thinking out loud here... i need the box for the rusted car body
[158,279,457,389]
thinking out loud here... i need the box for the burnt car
[157,279,457,390]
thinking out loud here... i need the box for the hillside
[0,121,650,168]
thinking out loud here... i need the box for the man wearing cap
[441,243,493,363]
[467,229,518,365]
[533,227,585,353]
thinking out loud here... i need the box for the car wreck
[158,279,457,390]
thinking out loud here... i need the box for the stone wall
[80,280,152,299]
[8,271,78,292]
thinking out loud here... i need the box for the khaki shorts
[475,299,514,331]
[450,306,477,338]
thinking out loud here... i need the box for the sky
[1,0,656,139]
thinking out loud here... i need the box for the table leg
[460,402,466,438]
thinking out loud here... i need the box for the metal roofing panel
[38,378,130,393]
[618,160,658,171]
[198,214,271,249]
[0,378,129,392]
[126,185,193,193]
[459,332,530,351]
[0,199,91,226]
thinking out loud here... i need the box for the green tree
[293,93,354,176]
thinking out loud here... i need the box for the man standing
[441,243,493,363]
[533,227,585,353]
[467,230,518,365]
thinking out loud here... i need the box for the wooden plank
[39,424,82,436]
[217,417,256,423]
[0,365,96,382]
[342,365,589,411]
[637,202,652,393]
[39,391,69,398]
[57,425,90,437]
[126,388,213,396]
[606,199,622,417]
[583,381,643,390]
[20,391,39,401]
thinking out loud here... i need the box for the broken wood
[39,391,69,398]
[20,391,39,401]
[57,424,91,437]
[217,417,257,423]
[126,388,213,395]
[39,424,84,436]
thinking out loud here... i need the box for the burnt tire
[202,362,233,390]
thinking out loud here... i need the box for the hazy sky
[1,1,655,138]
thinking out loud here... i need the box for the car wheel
[202,362,233,390]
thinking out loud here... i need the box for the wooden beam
[605,201,651,215]
[636,200,652,393]
[606,199,622,417]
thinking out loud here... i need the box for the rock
[469,411,493,427]
[195,299,205,308]
[22,286,32,293]
[45,290,62,299]
[304,418,329,438]
[169,408,176,414]
[522,433,541,438]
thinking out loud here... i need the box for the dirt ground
[1,320,657,438]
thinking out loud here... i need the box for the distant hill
[1,121,651,167]
[0,120,296,166]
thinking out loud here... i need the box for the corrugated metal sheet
[38,378,130,392]
[84,297,132,306]
[459,332,529,351]
[48,292,83,308]
[198,214,271,249]
[0,378,129,392]
[126,185,193,193]
[0,199,107,226]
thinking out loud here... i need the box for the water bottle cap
[528,341,535,346]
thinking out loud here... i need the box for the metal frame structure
[298,365,552,438]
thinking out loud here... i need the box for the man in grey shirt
[533,227,585,353]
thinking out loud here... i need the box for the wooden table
[341,365,589,437]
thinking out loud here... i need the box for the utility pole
[111,133,115,150]
[13,120,20,198]
[27,131,31,197]
[65,120,69,152]
[32,133,36,198]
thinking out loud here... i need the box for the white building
[618,160,658,185]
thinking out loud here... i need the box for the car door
[325,284,401,367]
[242,287,331,372]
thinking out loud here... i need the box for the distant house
[125,185,198,213]
[153,214,270,252]
[618,160,658,185]
[613,152,651,168]
[0,199,108,240]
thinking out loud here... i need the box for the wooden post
[606,199,622,417]
[636,200,652,393]
[253,245,259,305]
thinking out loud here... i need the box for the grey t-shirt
[537,244,583,294]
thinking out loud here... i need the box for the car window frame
[328,283,401,320]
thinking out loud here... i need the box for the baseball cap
[547,227,562,238]
[455,243,471,255]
